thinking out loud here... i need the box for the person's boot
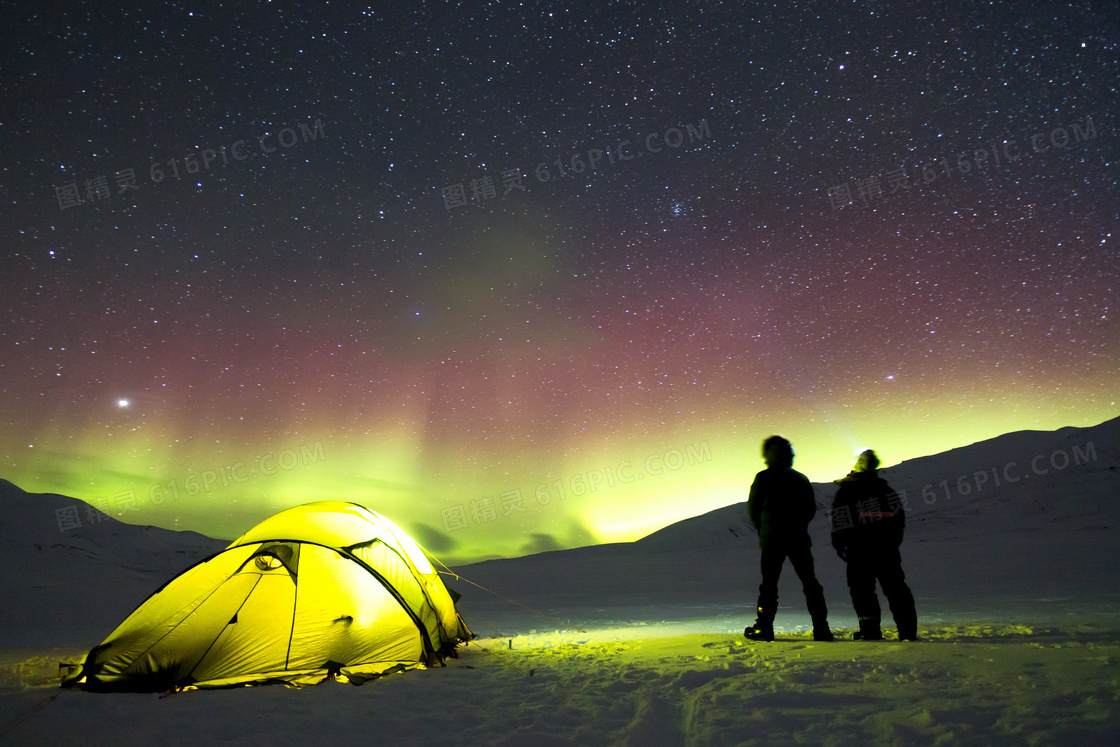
[744,607,774,642]
[810,612,834,641]
[852,617,883,641]
[895,610,919,641]
[897,622,919,641]
[744,621,774,641]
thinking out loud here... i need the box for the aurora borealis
[2,2,1117,563]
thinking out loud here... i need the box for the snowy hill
[0,479,228,649]
[454,415,1120,634]
[635,415,1120,552]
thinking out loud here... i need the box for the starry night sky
[2,1,1117,562]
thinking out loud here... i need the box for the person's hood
[835,469,877,485]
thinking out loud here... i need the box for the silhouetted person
[744,436,833,642]
[830,450,918,641]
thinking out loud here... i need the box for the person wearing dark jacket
[830,449,918,641]
[744,436,833,642]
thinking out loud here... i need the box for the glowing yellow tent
[62,502,471,691]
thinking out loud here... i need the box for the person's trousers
[846,544,917,637]
[756,543,828,624]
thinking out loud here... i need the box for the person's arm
[831,483,851,560]
[889,498,905,546]
[883,481,906,546]
[747,474,763,532]
[802,475,817,524]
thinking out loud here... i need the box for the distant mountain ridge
[4,416,1116,563]
[451,416,1120,631]
[633,415,1120,552]
[0,478,230,648]
[1,416,1117,646]
[0,478,228,572]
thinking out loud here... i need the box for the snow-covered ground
[2,417,1118,745]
